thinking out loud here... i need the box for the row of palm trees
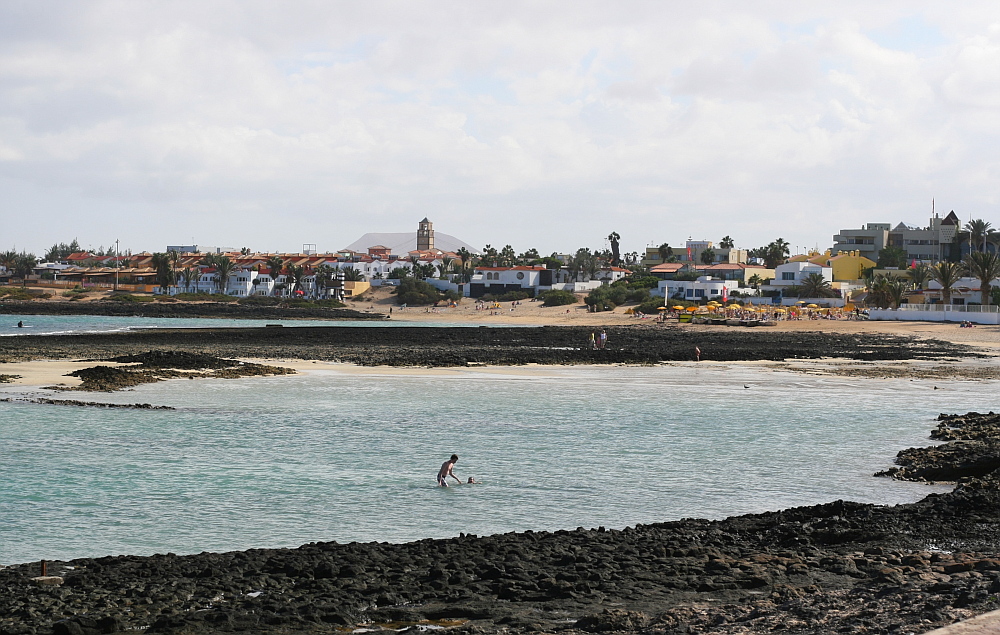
[867,250,1000,307]
[152,251,370,298]
[0,251,37,288]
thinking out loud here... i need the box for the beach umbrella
[672,305,685,311]
[807,303,819,308]
[686,306,699,312]
[774,308,787,313]
[795,300,806,304]
[657,306,667,310]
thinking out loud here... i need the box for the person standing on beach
[598,329,607,349]
[589,331,596,350]
[694,346,701,362]
[437,454,461,487]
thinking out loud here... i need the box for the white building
[655,276,741,301]
[768,261,833,287]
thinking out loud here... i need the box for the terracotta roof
[650,263,685,272]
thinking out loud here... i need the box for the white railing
[896,304,1000,313]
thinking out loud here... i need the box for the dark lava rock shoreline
[3,475,1000,635]
[3,415,1000,635]
[0,324,977,366]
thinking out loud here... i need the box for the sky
[3,1,1000,259]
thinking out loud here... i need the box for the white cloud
[3,1,1000,256]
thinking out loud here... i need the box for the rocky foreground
[3,413,1000,635]
[0,324,979,365]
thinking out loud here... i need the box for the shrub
[585,286,628,311]
[396,278,443,306]
[105,293,155,303]
[613,276,660,290]
[237,296,283,306]
[483,290,532,302]
[288,299,346,308]
[154,296,178,302]
[173,292,236,302]
[538,290,577,307]
[0,287,40,301]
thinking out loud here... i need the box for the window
[782,272,796,280]
[686,289,694,297]
[695,289,705,297]
[516,272,524,280]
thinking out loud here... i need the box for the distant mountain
[342,232,478,255]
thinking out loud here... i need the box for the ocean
[0,313,465,336]
[2,361,992,566]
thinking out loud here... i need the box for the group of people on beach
[589,330,607,349]
[437,454,479,487]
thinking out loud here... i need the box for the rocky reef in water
[0,325,979,365]
[53,350,296,391]
[2,413,1000,635]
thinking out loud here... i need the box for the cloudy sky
[3,1,1000,258]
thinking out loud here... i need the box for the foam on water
[0,364,992,564]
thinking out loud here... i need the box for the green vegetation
[615,276,659,290]
[396,278,447,306]
[748,238,790,269]
[876,245,908,269]
[584,284,652,312]
[172,292,238,302]
[0,287,48,300]
[287,299,347,308]
[105,293,156,303]
[538,290,577,307]
[62,286,88,298]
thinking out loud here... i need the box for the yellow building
[788,250,874,283]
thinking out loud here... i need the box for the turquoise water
[0,314,470,336]
[0,364,992,565]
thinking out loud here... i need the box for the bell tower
[417,217,434,251]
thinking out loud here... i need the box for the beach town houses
[768,260,833,288]
[469,266,549,298]
[655,276,740,301]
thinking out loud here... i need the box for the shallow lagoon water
[1,364,991,565]
[1,313,465,336]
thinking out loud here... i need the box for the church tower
[417,217,434,251]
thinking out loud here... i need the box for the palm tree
[13,252,37,287]
[456,248,472,282]
[607,232,621,266]
[909,263,931,289]
[283,264,304,296]
[965,219,993,253]
[264,255,284,296]
[150,253,175,291]
[700,248,715,265]
[341,267,365,282]
[180,267,201,293]
[439,256,454,278]
[748,273,764,290]
[313,264,335,299]
[798,272,837,298]
[657,243,673,263]
[963,250,1000,305]
[214,256,237,296]
[884,277,912,308]
[0,250,19,274]
[930,261,963,305]
[865,273,890,308]
[719,235,735,249]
